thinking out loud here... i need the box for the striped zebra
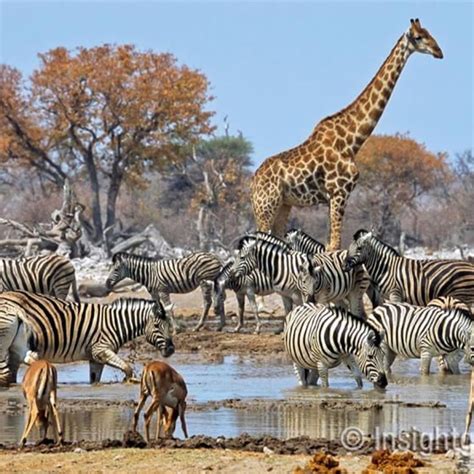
[368,297,473,375]
[285,229,325,254]
[296,250,370,319]
[233,237,314,309]
[344,230,474,306]
[105,251,222,332]
[284,303,387,389]
[0,291,174,386]
[0,254,79,302]
[207,258,279,334]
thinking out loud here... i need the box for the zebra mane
[353,229,400,258]
[112,252,159,263]
[335,306,383,345]
[110,297,156,310]
[215,259,235,280]
[237,232,291,251]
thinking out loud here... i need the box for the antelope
[132,361,188,442]
[20,360,63,447]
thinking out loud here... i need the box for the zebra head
[355,329,388,389]
[296,260,323,304]
[285,229,299,249]
[106,253,129,289]
[343,229,373,272]
[233,239,258,278]
[144,300,175,358]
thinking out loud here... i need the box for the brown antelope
[20,360,63,447]
[132,361,188,442]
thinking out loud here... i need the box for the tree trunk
[83,153,103,243]
[105,172,123,232]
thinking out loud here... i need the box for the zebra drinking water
[0,291,174,386]
[0,254,79,302]
[368,296,473,375]
[344,230,474,306]
[284,302,387,389]
[105,251,222,332]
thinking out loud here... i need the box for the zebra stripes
[368,296,472,375]
[285,229,325,254]
[0,291,174,386]
[344,230,474,306]
[297,250,370,318]
[0,254,79,302]
[234,238,312,307]
[284,303,387,389]
[105,251,222,330]
[209,259,277,334]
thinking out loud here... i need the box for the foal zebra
[285,229,325,254]
[284,303,387,389]
[105,252,222,331]
[0,291,174,386]
[0,254,79,302]
[368,297,472,375]
[208,259,277,334]
[344,230,474,306]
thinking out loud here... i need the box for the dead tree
[0,180,84,257]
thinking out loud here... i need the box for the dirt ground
[0,447,458,473]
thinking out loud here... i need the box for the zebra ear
[368,329,383,347]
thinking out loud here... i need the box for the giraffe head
[407,18,443,59]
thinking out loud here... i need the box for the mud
[362,449,424,473]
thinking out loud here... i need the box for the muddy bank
[0,432,466,457]
[0,394,447,415]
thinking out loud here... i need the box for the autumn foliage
[0,45,214,242]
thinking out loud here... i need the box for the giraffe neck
[318,31,415,156]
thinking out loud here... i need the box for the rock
[445,449,456,459]
[74,447,85,453]
[263,446,274,455]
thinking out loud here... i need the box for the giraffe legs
[327,193,348,251]
[272,204,292,237]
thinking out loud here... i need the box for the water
[0,355,472,447]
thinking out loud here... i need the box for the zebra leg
[246,288,261,334]
[194,281,213,331]
[91,346,134,382]
[317,361,330,388]
[234,292,246,333]
[420,349,432,376]
[89,361,105,384]
[0,316,21,386]
[345,356,363,389]
[293,363,319,387]
[277,296,293,335]
[440,350,463,375]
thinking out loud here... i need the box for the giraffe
[251,19,443,250]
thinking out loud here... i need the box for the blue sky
[0,1,472,167]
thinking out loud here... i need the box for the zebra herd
[0,228,473,442]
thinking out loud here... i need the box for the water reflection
[0,356,471,444]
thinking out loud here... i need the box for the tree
[353,134,449,242]
[0,45,214,243]
[162,134,254,250]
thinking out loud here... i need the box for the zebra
[285,229,325,254]
[105,251,222,332]
[284,302,387,389]
[368,297,473,375]
[344,230,474,306]
[206,258,277,334]
[0,254,79,302]
[296,250,370,319]
[0,291,174,386]
[233,238,315,310]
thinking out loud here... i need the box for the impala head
[407,18,443,59]
[356,330,387,389]
[144,300,175,357]
[296,260,322,304]
[106,252,129,289]
[343,229,372,272]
